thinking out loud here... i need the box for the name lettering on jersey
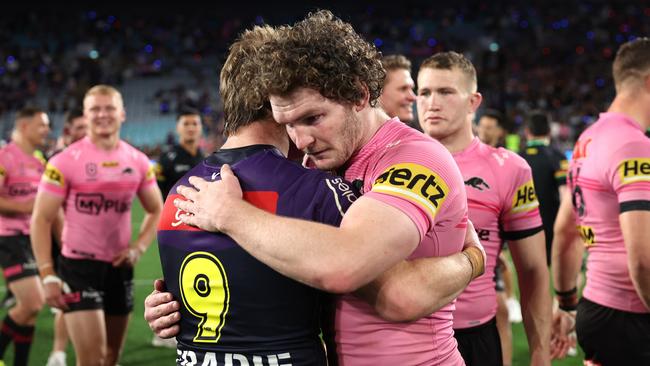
[619,158,650,185]
[102,161,119,168]
[572,138,592,160]
[325,177,358,216]
[577,225,595,247]
[177,349,292,366]
[75,193,131,215]
[43,163,65,187]
[511,179,539,213]
[372,163,449,219]
[8,183,37,197]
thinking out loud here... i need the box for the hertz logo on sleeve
[0,165,5,178]
[511,179,539,213]
[618,158,650,185]
[43,163,65,187]
[372,163,448,219]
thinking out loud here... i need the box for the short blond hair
[84,84,124,109]
[612,37,650,91]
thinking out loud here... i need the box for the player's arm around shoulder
[175,164,421,294]
[357,219,484,322]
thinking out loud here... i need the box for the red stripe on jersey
[158,191,278,231]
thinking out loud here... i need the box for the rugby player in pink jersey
[416,52,551,366]
[0,107,50,366]
[31,85,163,366]
[170,11,487,365]
[552,38,650,365]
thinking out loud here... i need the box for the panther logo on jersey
[464,177,490,191]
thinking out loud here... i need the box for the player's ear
[353,82,370,112]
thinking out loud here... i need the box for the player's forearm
[629,258,650,310]
[223,200,398,294]
[29,214,55,276]
[358,253,471,322]
[551,234,582,292]
[133,210,162,253]
[518,268,552,365]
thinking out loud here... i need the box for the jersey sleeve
[311,174,359,226]
[607,139,650,213]
[363,141,465,239]
[500,154,543,240]
[39,153,68,197]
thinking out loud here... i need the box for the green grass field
[0,202,584,365]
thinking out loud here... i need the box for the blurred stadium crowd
[0,1,648,156]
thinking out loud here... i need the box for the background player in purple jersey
[552,37,650,366]
[415,52,551,366]
[31,85,163,366]
[0,107,50,366]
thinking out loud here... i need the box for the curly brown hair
[256,10,385,107]
[220,25,284,136]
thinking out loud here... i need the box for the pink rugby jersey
[0,142,45,236]
[452,137,543,328]
[38,137,156,262]
[569,112,650,313]
[335,119,468,365]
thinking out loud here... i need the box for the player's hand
[144,279,181,338]
[43,278,69,311]
[550,308,576,359]
[174,164,243,232]
[112,246,142,267]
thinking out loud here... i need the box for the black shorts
[576,297,650,365]
[0,235,38,283]
[454,317,502,366]
[58,256,134,315]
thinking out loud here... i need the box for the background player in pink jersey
[45,107,88,366]
[552,37,650,365]
[378,54,417,126]
[0,107,50,366]
[31,85,163,366]
[171,11,485,365]
[415,52,551,366]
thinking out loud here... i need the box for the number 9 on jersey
[179,252,230,343]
